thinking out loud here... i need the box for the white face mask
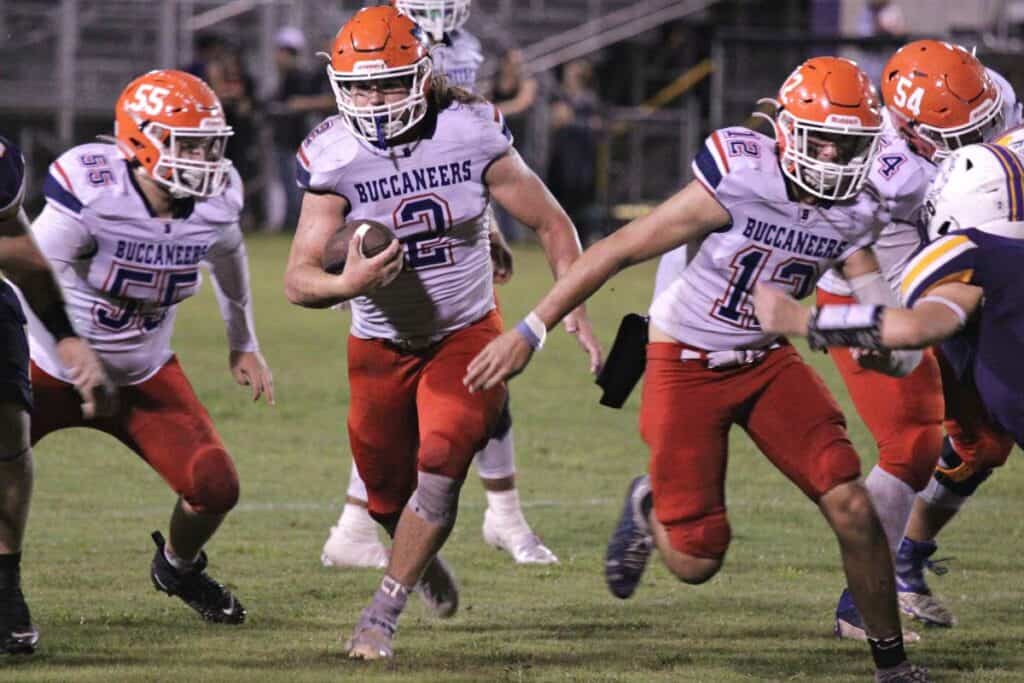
[394,0,471,41]
[327,59,432,147]
[146,122,234,199]
[777,110,882,201]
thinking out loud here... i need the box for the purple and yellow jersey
[902,229,1024,446]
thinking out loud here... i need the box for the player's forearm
[880,305,960,349]
[284,262,355,308]
[532,235,626,330]
[209,244,260,352]
[534,215,583,282]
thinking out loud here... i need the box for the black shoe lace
[923,556,954,577]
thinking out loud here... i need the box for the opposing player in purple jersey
[0,135,113,653]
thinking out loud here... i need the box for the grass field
[5,234,1023,682]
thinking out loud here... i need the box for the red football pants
[30,356,239,514]
[346,310,507,519]
[817,290,945,492]
[639,341,861,560]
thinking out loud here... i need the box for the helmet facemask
[776,109,882,201]
[394,0,471,42]
[143,121,233,199]
[328,58,432,147]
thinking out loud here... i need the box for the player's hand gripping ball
[321,219,396,275]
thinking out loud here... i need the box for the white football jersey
[652,244,693,303]
[818,67,1022,297]
[297,102,512,343]
[650,127,887,351]
[431,30,483,93]
[24,142,245,385]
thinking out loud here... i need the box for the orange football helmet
[771,57,883,201]
[392,0,471,42]
[882,40,1003,162]
[115,69,233,199]
[326,6,432,146]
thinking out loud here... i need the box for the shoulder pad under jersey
[692,127,783,204]
[900,231,979,306]
[296,116,360,193]
[42,142,127,217]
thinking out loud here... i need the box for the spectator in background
[266,27,334,231]
[856,0,907,84]
[547,59,603,246]
[207,45,260,229]
[490,49,538,242]
[185,33,227,82]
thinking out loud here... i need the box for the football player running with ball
[321,0,562,571]
[25,70,273,625]
[466,57,930,683]
[813,41,1020,636]
[284,6,599,660]
[0,136,113,653]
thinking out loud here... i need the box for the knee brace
[187,446,239,514]
[930,440,992,500]
[408,471,462,527]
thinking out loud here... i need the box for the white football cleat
[482,508,559,565]
[321,521,388,569]
[898,591,957,627]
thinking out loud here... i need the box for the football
[321,219,396,275]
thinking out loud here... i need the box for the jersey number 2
[393,194,455,271]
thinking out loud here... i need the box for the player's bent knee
[186,446,240,514]
[409,471,463,527]
[820,481,879,537]
[663,552,722,585]
[662,511,730,568]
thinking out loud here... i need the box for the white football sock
[865,465,916,556]
[337,502,380,543]
[346,460,369,501]
[485,488,526,524]
[476,429,517,480]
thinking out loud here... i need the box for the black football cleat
[0,579,38,654]
[150,531,246,625]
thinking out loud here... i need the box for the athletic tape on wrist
[515,311,547,350]
[807,303,883,351]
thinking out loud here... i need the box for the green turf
[6,234,1023,682]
